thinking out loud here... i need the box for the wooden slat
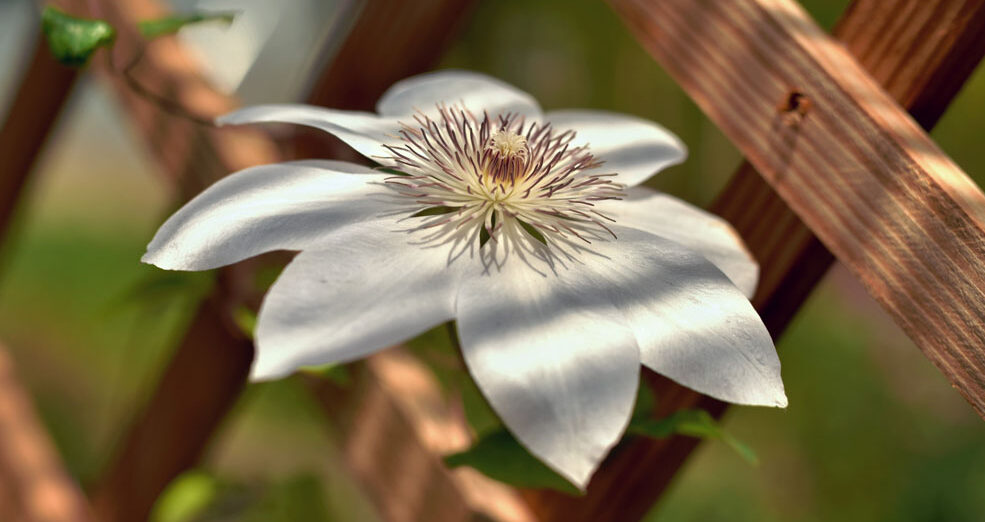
[0,35,78,251]
[305,0,474,111]
[523,0,985,520]
[61,0,477,520]
[307,351,536,522]
[46,1,279,519]
[613,0,985,418]
[88,286,254,522]
[0,342,93,522]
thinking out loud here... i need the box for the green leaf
[445,428,581,495]
[151,469,219,522]
[111,268,214,314]
[138,12,236,39]
[299,364,351,386]
[631,377,658,420]
[411,206,457,217]
[41,7,116,67]
[517,219,547,245]
[629,409,759,465]
[233,305,257,340]
[375,167,410,176]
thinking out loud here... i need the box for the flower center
[487,129,528,184]
[382,104,622,261]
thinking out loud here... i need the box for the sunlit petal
[545,110,687,187]
[217,104,396,160]
[456,253,640,488]
[252,218,467,380]
[578,226,785,407]
[377,69,542,120]
[143,160,391,270]
[597,186,758,297]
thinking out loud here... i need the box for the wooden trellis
[1,0,985,521]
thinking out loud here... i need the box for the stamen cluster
[382,105,623,259]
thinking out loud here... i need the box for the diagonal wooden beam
[617,0,985,419]
[306,351,536,522]
[0,342,94,522]
[523,0,985,520]
[305,0,475,111]
[0,34,79,256]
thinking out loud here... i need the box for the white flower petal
[217,105,396,159]
[598,186,758,297]
[376,70,542,120]
[545,110,687,187]
[252,218,466,380]
[143,160,391,270]
[456,254,640,488]
[579,226,786,407]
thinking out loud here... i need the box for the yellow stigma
[488,129,528,161]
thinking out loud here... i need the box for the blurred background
[2,0,985,520]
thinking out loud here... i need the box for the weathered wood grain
[523,0,985,520]
[0,343,93,522]
[616,0,985,419]
[0,35,78,253]
[307,351,536,522]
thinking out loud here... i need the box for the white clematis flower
[143,70,786,488]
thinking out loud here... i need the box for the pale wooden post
[0,35,78,252]
[0,343,93,522]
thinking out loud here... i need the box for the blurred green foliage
[3,0,985,521]
[151,468,338,522]
[41,7,115,67]
[629,409,759,466]
[152,470,220,522]
[138,13,235,39]
[445,428,582,495]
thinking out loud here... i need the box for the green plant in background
[41,5,234,68]
[444,379,759,495]
[41,7,115,67]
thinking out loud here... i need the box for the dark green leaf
[375,167,410,176]
[517,219,547,245]
[479,212,497,246]
[138,12,236,39]
[41,6,116,67]
[628,409,759,464]
[631,376,658,420]
[411,206,457,217]
[445,428,581,495]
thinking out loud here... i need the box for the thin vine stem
[103,41,215,126]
